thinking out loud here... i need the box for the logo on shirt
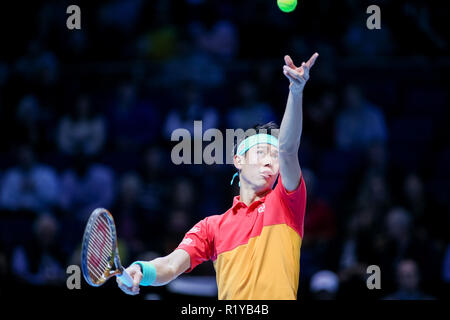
[258,203,265,214]
[189,226,200,233]
[181,238,194,246]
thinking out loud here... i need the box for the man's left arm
[278,53,319,192]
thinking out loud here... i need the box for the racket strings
[86,214,114,283]
[88,222,111,279]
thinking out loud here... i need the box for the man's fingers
[283,69,296,83]
[132,272,143,292]
[283,66,303,81]
[305,52,319,69]
[117,276,138,295]
[300,62,310,77]
[284,55,297,69]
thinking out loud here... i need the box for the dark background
[0,0,448,300]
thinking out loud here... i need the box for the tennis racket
[81,208,133,287]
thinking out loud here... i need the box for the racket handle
[117,269,134,287]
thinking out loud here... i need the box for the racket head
[81,208,123,287]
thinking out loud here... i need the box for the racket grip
[117,269,134,287]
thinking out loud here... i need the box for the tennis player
[117,53,319,299]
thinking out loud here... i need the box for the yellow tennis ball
[277,0,297,13]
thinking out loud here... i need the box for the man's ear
[233,154,243,170]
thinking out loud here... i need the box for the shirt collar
[231,190,272,214]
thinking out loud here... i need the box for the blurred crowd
[0,0,448,299]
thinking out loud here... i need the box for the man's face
[235,143,279,192]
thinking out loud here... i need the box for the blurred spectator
[443,244,450,284]
[194,20,239,61]
[365,141,388,175]
[335,85,387,151]
[303,169,337,240]
[402,173,426,220]
[399,172,444,242]
[139,145,170,213]
[59,154,115,222]
[171,177,198,216]
[162,38,225,88]
[163,83,219,139]
[98,0,143,34]
[14,94,51,151]
[0,243,8,296]
[255,61,283,108]
[383,259,435,300]
[136,0,178,61]
[343,10,395,56]
[339,206,378,271]
[0,145,59,212]
[163,209,191,255]
[373,206,443,291]
[107,82,162,152]
[356,172,391,216]
[310,270,340,300]
[401,2,447,52]
[14,39,59,85]
[11,214,66,286]
[385,207,413,251]
[301,169,337,279]
[63,29,88,61]
[57,94,106,156]
[112,172,146,257]
[113,171,167,255]
[303,89,337,149]
[226,80,276,130]
[337,262,370,300]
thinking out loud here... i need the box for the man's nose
[262,154,273,166]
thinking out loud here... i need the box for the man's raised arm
[278,52,319,192]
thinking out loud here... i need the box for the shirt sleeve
[273,174,307,238]
[176,217,214,273]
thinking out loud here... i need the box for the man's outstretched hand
[116,264,143,295]
[283,52,319,94]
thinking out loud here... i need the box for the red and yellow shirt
[176,175,307,300]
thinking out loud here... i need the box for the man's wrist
[289,82,304,91]
[131,261,157,286]
[289,87,304,97]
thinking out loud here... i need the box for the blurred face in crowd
[17,95,39,125]
[367,174,388,204]
[386,207,411,241]
[404,173,424,202]
[34,214,58,248]
[169,210,189,234]
[397,260,420,291]
[120,173,142,204]
[235,143,279,193]
[174,179,195,207]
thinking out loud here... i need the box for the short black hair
[233,121,280,156]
